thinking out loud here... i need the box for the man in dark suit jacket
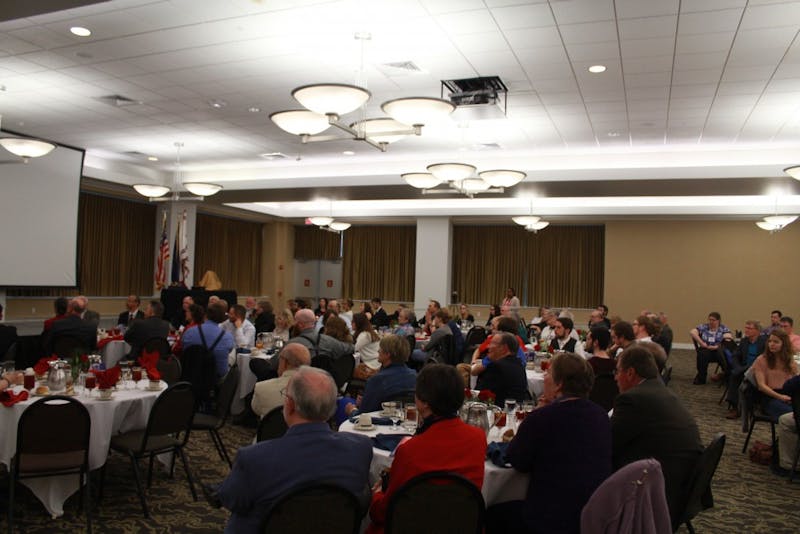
[44,298,97,354]
[370,297,390,329]
[0,304,18,360]
[124,300,171,359]
[117,294,145,327]
[215,366,372,534]
[611,345,703,529]
[475,332,529,406]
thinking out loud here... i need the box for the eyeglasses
[279,387,291,399]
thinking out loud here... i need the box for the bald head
[286,366,337,423]
[294,308,316,329]
[280,343,311,370]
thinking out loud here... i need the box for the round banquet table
[339,412,528,507]
[0,382,165,517]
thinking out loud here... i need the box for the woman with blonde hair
[272,308,294,342]
[752,328,799,417]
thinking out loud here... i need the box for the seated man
[475,332,529,406]
[610,321,635,357]
[181,304,235,378]
[632,315,656,343]
[780,316,800,352]
[419,299,441,335]
[724,320,766,418]
[612,345,703,529]
[370,297,390,329]
[366,364,486,534]
[123,300,171,359]
[493,352,612,534]
[221,304,256,348]
[689,311,731,385]
[117,294,144,327]
[466,316,527,378]
[345,334,417,416]
[392,308,415,337]
[410,309,453,363]
[549,316,583,355]
[42,297,69,332]
[171,295,194,330]
[216,366,373,533]
[44,297,97,354]
[251,343,311,419]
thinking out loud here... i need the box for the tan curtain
[194,213,262,294]
[452,225,604,307]
[342,226,415,301]
[294,226,341,260]
[8,193,157,296]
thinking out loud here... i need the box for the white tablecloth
[100,339,131,368]
[339,414,528,507]
[232,352,267,415]
[0,382,164,517]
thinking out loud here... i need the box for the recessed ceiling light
[70,26,91,37]
[208,99,227,109]
[248,106,261,113]
[343,150,355,156]
[588,65,606,73]
[147,156,158,161]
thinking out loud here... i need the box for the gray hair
[288,366,337,421]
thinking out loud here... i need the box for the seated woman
[354,313,381,380]
[345,334,417,416]
[253,300,275,334]
[752,328,799,417]
[366,364,486,534]
[459,303,475,324]
[272,308,294,343]
[485,304,501,328]
[490,352,612,534]
[324,315,353,344]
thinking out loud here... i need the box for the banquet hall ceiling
[2,0,800,221]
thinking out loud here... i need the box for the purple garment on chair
[580,458,672,534]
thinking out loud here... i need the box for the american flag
[170,210,184,287]
[155,211,169,290]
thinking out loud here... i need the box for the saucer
[147,384,162,391]
[353,424,375,431]
[97,395,115,401]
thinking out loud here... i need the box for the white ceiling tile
[616,0,680,20]
[716,82,766,96]
[678,9,743,35]
[0,56,47,74]
[624,71,672,88]
[618,15,677,40]
[722,65,777,82]
[565,41,619,62]
[765,78,800,92]
[741,2,800,29]
[516,46,570,66]
[669,95,715,108]
[538,92,584,106]
[622,55,674,73]
[559,20,618,44]
[585,100,626,113]
[419,0,486,14]
[504,26,563,49]
[734,26,799,49]
[621,37,675,59]
[675,32,736,54]
[490,3,555,29]
[7,26,74,49]
[727,46,787,68]
[773,61,800,78]
[672,68,724,85]
[449,31,510,54]
[532,78,578,93]
[435,10,499,35]
[550,0,615,25]
[582,91,627,103]
[681,0,747,13]
[18,51,78,70]
[674,51,728,70]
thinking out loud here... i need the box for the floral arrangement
[33,355,58,376]
[93,367,121,389]
[477,389,496,405]
[576,328,587,343]
[138,350,162,381]
[71,353,89,380]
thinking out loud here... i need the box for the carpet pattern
[0,349,798,533]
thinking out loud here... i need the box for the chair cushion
[111,430,181,454]
[192,412,222,430]
[18,451,85,473]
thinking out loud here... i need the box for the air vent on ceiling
[382,60,422,72]
[260,152,289,161]
[124,151,148,158]
[442,76,508,121]
[96,94,142,107]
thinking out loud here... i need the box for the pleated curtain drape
[194,213,262,295]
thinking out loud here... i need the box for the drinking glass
[121,366,133,390]
[132,366,143,388]
[84,373,96,397]
[504,399,517,430]
[390,405,403,430]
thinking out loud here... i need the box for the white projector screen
[0,138,83,287]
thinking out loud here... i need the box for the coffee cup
[358,413,372,428]
[99,388,113,400]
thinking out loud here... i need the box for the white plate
[353,424,375,431]
[97,395,115,401]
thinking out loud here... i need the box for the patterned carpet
[1,349,799,533]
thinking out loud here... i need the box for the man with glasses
[214,366,372,533]
[779,316,800,352]
[251,343,311,419]
[689,312,731,385]
[723,320,766,418]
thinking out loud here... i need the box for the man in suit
[215,366,372,533]
[0,304,18,361]
[117,294,145,327]
[124,300,171,360]
[251,343,310,419]
[611,345,703,529]
[370,297,390,329]
[475,332,529,407]
[44,297,97,354]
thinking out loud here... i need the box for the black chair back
[675,433,726,531]
[213,365,240,421]
[261,482,361,534]
[257,406,289,442]
[661,364,673,386]
[330,354,356,390]
[385,471,485,534]
[588,373,618,412]
[180,344,218,406]
[405,335,416,354]
[157,355,182,385]
[52,335,87,359]
[141,381,195,452]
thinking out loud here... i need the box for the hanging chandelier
[0,115,56,161]
[512,201,549,232]
[755,214,797,233]
[403,163,525,198]
[132,142,222,201]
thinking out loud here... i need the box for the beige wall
[605,220,800,344]
[261,220,294,311]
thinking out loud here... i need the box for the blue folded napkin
[372,433,412,451]
[349,415,394,426]
[487,441,511,468]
